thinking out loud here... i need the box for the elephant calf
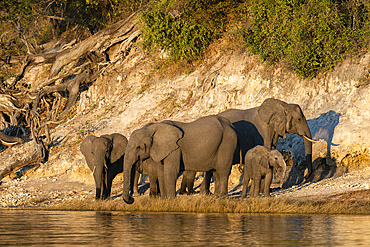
[133,157,161,197]
[241,146,286,198]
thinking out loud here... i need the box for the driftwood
[0,11,141,181]
[0,141,46,181]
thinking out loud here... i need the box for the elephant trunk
[123,154,135,204]
[302,126,313,178]
[93,157,105,200]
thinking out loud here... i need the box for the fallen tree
[0,11,141,181]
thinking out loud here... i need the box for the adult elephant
[181,98,315,193]
[241,145,286,198]
[122,115,238,204]
[80,133,127,200]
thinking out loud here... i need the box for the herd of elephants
[80,98,316,204]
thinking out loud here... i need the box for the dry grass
[39,195,370,215]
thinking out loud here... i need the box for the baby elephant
[241,146,286,198]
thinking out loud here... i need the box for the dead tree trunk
[0,11,141,181]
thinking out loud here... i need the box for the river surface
[0,210,369,246]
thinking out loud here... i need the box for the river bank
[1,166,369,214]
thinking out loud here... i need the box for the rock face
[1,41,370,188]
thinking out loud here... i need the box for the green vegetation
[139,0,370,78]
[139,0,243,61]
[1,0,370,78]
[243,0,370,78]
[39,196,370,215]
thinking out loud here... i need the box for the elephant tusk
[92,166,96,174]
[303,135,320,143]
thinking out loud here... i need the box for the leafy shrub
[243,0,370,78]
[139,0,243,61]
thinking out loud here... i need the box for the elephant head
[258,98,314,176]
[80,133,127,199]
[267,149,287,181]
[123,122,182,204]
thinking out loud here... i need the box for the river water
[0,210,369,246]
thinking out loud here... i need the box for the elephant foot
[132,191,141,197]
[187,190,196,195]
[123,196,134,204]
[179,190,187,195]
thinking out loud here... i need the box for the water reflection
[0,210,369,246]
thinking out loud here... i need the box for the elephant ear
[254,146,268,169]
[258,98,289,138]
[103,133,128,164]
[148,123,183,163]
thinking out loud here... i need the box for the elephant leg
[149,177,158,196]
[252,176,261,197]
[132,169,141,196]
[249,178,255,197]
[180,171,196,195]
[179,172,189,195]
[157,163,165,197]
[200,171,213,194]
[148,165,159,197]
[264,170,273,197]
[93,165,104,200]
[186,175,196,195]
[102,170,112,199]
[163,150,180,198]
[217,172,229,196]
[259,177,266,194]
[241,173,250,198]
[212,171,221,195]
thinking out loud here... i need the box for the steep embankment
[1,39,370,208]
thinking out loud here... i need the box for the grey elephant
[182,98,315,194]
[80,133,127,199]
[122,115,238,204]
[241,145,286,197]
[133,157,162,196]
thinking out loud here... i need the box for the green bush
[243,0,370,78]
[139,0,243,61]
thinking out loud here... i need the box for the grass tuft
[37,195,370,215]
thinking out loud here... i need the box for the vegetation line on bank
[12,196,370,215]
